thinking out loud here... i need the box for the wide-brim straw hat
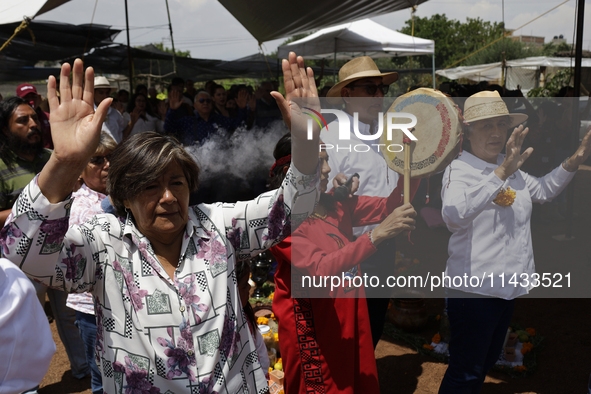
[326,56,398,102]
[94,76,114,91]
[463,91,528,128]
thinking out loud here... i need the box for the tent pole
[165,0,177,75]
[432,51,436,89]
[565,0,585,239]
[124,0,133,91]
[333,38,337,84]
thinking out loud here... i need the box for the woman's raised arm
[38,59,111,203]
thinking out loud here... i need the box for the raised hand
[494,125,533,181]
[47,59,111,165]
[169,89,183,110]
[565,126,591,170]
[235,89,248,109]
[270,52,320,140]
[39,59,111,203]
[271,52,320,176]
[130,106,143,125]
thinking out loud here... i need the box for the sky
[39,0,591,61]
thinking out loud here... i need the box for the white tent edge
[277,19,436,88]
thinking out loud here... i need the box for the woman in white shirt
[439,91,591,393]
[123,93,164,136]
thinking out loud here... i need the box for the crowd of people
[0,49,590,394]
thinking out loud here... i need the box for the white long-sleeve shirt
[441,151,575,299]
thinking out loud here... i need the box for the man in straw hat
[321,56,418,349]
[439,90,591,392]
[94,76,133,143]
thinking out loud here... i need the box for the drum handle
[403,137,412,204]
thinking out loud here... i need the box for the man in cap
[16,83,52,149]
[94,76,133,143]
[321,56,418,349]
[0,97,89,384]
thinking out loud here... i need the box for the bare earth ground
[39,167,591,394]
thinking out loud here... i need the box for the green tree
[463,38,541,66]
[527,69,573,97]
[152,42,191,58]
[394,14,510,69]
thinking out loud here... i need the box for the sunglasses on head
[198,98,212,104]
[89,154,111,166]
[347,83,389,96]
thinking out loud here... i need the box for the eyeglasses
[89,154,111,166]
[347,83,389,96]
[198,98,212,104]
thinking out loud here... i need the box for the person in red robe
[267,133,419,393]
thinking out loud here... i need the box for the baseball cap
[16,84,39,98]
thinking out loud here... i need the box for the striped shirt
[0,149,51,210]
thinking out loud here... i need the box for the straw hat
[94,76,113,91]
[326,56,398,99]
[463,91,527,128]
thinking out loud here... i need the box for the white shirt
[0,258,55,394]
[441,152,574,299]
[97,105,127,143]
[123,112,164,136]
[320,112,400,237]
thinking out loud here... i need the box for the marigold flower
[432,333,441,344]
[525,328,536,336]
[423,344,434,350]
[521,342,534,354]
[268,292,274,300]
[493,187,516,207]
[257,316,269,325]
[513,365,527,372]
[269,367,273,373]
[435,314,441,321]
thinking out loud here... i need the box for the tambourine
[380,88,462,179]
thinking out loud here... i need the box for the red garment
[270,177,419,394]
[37,109,52,149]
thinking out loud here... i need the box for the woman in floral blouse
[0,52,321,394]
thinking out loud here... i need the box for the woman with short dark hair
[1,53,321,394]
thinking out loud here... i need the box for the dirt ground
[38,167,591,394]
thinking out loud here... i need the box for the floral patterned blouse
[1,165,319,394]
[66,183,108,315]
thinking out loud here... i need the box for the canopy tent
[277,19,436,88]
[218,0,428,44]
[219,53,338,80]
[72,45,338,82]
[0,0,71,24]
[277,19,434,59]
[69,45,226,82]
[436,56,591,93]
[0,20,120,63]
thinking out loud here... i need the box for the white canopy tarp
[277,19,435,60]
[0,0,70,24]
[437,56,591,81]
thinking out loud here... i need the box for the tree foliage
[393,14,544,69]
[152,42,191,58]
[527,69,573,97]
